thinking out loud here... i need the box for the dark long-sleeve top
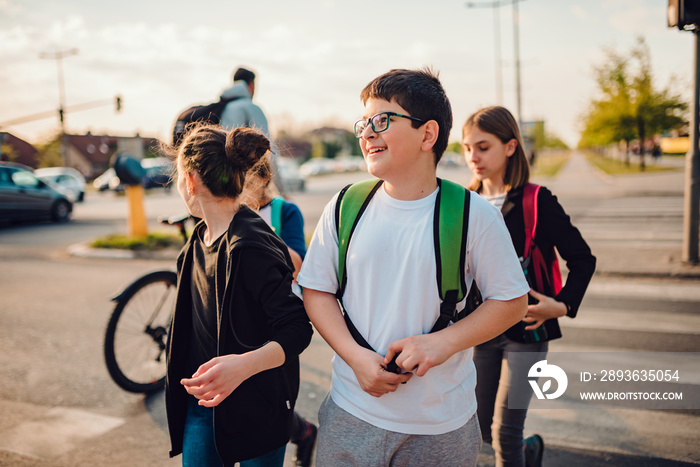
[165,206,313,464]
[501,185,596,340]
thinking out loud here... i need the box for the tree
[579,37,687,168]
[0,143,19,162]
[446,141,463,154]
[36,132,64,168]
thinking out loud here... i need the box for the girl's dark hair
[360,67,452,164]
[462,106,530,192]
[177,123,270,199]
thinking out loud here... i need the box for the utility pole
[668,0,700,263]
[683,28,700,263]
[512,0,523,127]
[39,48,78,167]
[465,0,524,120]
[465,1,505,105]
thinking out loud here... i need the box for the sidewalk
[538,151,700,280]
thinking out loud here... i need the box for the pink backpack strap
[522,183,540,259]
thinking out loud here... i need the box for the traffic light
[668,0,700,30]
[115,96,122,112]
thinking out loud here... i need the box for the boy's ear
[420,120,439,152]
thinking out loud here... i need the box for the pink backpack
[522,183,563,296]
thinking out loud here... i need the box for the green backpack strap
[270,196,284,238]
[431,178,470,333]
[335,179,384,298]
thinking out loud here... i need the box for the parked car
[299,158,335,177]
[34,167,86,203]
[93,168,117,192]
[276,157,306,193]
[334,156,366,173]
[0,162,73,223]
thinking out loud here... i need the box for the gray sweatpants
[316,394,482,467]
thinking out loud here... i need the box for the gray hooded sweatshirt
[219,80,269,137]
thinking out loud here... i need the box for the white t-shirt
[297,183,528,435]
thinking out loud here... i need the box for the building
[63,133,162,179]
[0,132,39,168]
[1,131,163,179]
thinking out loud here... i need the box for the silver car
[0,162,73,224]
[34,167,86,202]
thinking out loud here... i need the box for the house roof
[0,132,39,168]
[65,133,163,166]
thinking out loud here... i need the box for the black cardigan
[165,206,313,464]
[499,185,596,340]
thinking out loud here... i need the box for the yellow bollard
[125,185,148,238]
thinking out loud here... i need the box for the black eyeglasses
[353,111,426,138]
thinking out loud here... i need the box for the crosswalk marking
[0,407,124,460]
[560,307,700,335]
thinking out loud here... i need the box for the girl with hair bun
[165,123,313,466]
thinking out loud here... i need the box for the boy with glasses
[297,68,529,466]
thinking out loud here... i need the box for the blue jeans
[474,334,548,467]
[182,397,286,467]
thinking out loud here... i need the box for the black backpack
[172,96,240,146]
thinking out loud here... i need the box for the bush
[91,232,182,251]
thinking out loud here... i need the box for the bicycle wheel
[104,270,177,393]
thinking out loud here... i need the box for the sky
[0,0,693,150]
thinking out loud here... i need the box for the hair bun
[225,127,271,171]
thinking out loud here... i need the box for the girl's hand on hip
[523,289,567,330]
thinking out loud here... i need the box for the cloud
[571,6,589,21]
[608,6,657,35]
[0,0,22,14]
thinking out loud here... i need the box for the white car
[34,167,86,203]
[276,158,306,193]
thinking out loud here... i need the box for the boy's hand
[385,334,452,377]
[523,289,567,330]
[349,347,412,397]
[181,354,255,407]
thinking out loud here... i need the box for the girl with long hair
[462,106,595,467]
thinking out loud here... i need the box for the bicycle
[103,214,191,393]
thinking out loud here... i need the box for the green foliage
[446,141,463,154]
[310,140,325,159]
[36,132,64,168]
[324,140,343,159]
[579,37,687,150]
[91,232,182,251]
[0,144,19,162]
[310,140,344,159]
[544,134,569,149]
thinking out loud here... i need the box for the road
[0,159,698,466]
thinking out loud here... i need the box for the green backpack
[334,178,471,372]
[269,196,285,238]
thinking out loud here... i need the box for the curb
[67,243,179,261]
[68,243,700,280]
[594,269,700,281]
